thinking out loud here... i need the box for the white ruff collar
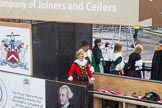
[74,59,87,66]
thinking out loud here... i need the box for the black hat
[159,40,162,45]
[81,40,89,46]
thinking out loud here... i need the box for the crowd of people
[67,38,145,84]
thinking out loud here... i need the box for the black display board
[32,22,92,80]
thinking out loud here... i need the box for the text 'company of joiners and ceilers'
[0,0,117,12]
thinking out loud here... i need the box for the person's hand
[90,66,95,73]
[68,76,73,81]
[124,57,128,63]
[100,58,103,61]
[89,77,95,84]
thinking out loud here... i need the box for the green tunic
[110,56,122,75]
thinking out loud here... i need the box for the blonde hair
[114,43,122,53]
[59,85,73,99]
[135,44,143,54]
[76,50,84,58]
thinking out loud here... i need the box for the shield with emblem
[5,32,20,68]
[7,51,20,67]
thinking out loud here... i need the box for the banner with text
[0,0,152,26]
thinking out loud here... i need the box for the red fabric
[68,63,93,78]
[119,70,124,76]
[98,89,123,95]
[159,99,162,103]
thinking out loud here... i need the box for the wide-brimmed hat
[81,40,89,46]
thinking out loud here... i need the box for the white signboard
[0,22,32,76]
[0,0,152,26]
[0,72,45,108]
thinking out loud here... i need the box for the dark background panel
[32,22,92,80]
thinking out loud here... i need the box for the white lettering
[86,2,117,12]
[37,1,66,10]
[112,5,117,12]
[0,1,117,13]
[28,0,36,9]
[86,2,91,11]
[67,2,84,11]
[0,1,27,10]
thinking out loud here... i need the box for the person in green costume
[92,39,106,73]
[74,40,97,73]
[110,43,125,75]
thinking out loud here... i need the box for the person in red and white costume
[68,50,95,83]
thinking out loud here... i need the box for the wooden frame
[94,93,162,108]
[93,73,162,108]
[0,22,32,76]
[93,73,162,97]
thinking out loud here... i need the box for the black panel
[32,22,92,80]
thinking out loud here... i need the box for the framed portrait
[46,80,93,108]
[0,22,32,76]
